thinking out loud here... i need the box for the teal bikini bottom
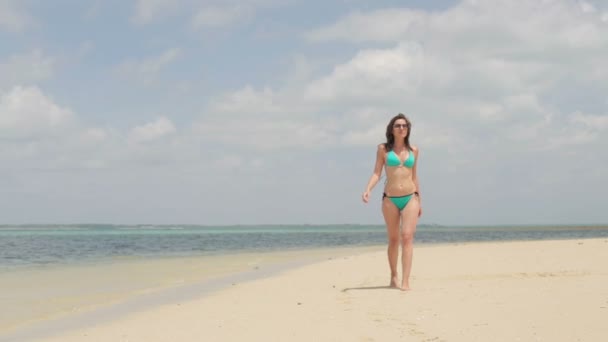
[383,192,418,211]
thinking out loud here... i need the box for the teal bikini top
[386,149,415,168]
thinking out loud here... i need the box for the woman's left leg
[400,195,421,290]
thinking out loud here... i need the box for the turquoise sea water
[2,224,607,270]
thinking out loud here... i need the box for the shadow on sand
[341,285,398,292]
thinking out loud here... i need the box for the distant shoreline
[2,222,608,228]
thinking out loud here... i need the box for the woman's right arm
[362,144,385,202]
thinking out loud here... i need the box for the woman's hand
[362,191,370,203]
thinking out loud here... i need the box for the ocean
[2,224,608,271]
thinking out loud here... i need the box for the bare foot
[390,275,400,289]
[400,282,411,291]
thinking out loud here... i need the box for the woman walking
[362,113,422,290]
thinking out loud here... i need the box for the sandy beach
[4,238,607,342]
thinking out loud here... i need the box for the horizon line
[1,222,607,228]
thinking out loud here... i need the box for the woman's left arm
[412,146,422,217]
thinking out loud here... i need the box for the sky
[1,0,607,226]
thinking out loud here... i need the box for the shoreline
[4,229,607,272]
[0,244,383,341]
[3,237,608,341]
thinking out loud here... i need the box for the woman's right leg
[382,196,401,288]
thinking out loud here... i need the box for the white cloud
[298,1,608,153]
[79,128,108,145]
[195,116,338,150]
[214,155,243,168]
[305,8,426,43]
[0,0,33,32]
[0,50,55,87]
[191,5,253,29]
[132,0,284,28]
[0,87,114,171]
[303,42,426,103]
[131,0,183,25]
[208,86,281,115]
[4,0,608,225]
[128,117,177,143]
[115,48,182,84]
[340,122,386,146]
[0,86,159,170]
[0,87,182,171]
[540,119,599,150]
[138,48,182,74]
[307,1,608,51]
[579,1,597,13]
[570,111,608,130]
[477,103,504,121]
[101,0,608,165]
[75,41,95,59]
[83,1,103,20]
[413,122,465,151]
[0,86,73,139]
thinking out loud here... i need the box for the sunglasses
[393,123,410,129]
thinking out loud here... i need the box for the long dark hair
[384,113,412,151]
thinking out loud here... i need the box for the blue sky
[1,0,607,226]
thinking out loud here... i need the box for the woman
[362,113,422,291]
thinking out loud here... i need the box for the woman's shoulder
[411,145,419,154]
[377,143,387,152]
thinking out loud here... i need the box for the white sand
[5,239,608,341]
